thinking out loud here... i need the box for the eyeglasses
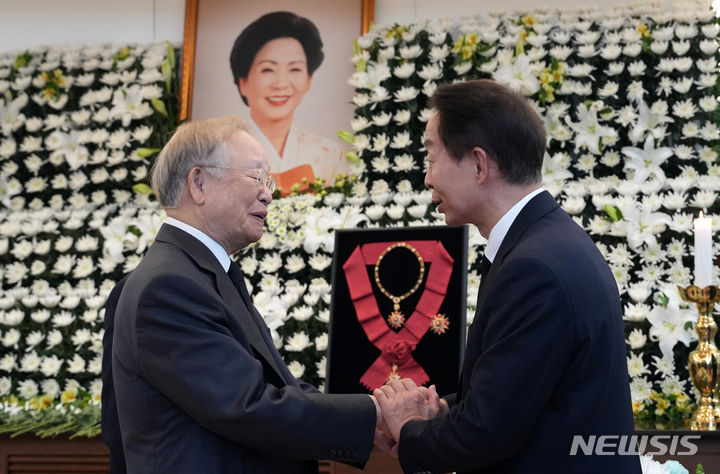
[201,165,276,193]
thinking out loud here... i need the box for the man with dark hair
[375,80,640,474]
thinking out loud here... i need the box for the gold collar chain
[373,242,425,328]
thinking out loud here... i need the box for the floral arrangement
[0,0,718,438]
[0,42,178,436]
[346,0,719,427]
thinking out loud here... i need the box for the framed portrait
[326,226,468,397]
[180,0,375,189]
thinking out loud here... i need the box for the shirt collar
[165,217,231,271]
[484,187,545,263]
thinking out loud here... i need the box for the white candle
[694,211,713,287]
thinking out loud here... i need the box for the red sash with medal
[342,240,454,390]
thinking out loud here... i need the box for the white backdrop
[0,0,701,55]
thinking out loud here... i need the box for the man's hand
[373,379,441,442]
[370,394,398,455]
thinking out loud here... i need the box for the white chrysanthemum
[452,60,473,76]
[287,360,305,379]
[51,310,75,328]
[627,329,647,350]
[290,305,313,322]
[40,355,63,377]
[284,332,311,352]
[393,86,419,102]
[18,379,39,398]
[20,351,41,373]
[674,57,692,73]
[66,354,86,374]
[4,261,28,284]
[393,62,415,79]
[308,254,332,271]
[627,352,649,377]
[0,353,16,370]
[0,376,10,396]
[390,131,412,149]
[371,157,391,173]
[71,328,92,348]
[623,303,650,323]
[259,253,282,273]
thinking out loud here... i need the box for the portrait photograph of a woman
[187,0,363,190]
[229,11,348,185]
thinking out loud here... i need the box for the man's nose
[424,171,433,190]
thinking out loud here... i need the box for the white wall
[375,0,708,25]
[0,0,186,54]
[1,0,708,56]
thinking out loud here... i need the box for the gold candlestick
[678,285,720,430]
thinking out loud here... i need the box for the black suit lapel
[473,191,558,312]
[155,224,289,383]
[459,191,559,398]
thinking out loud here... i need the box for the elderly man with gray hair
[110,116,392,473]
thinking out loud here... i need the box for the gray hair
[151,115,250,208]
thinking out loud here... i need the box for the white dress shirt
[484,188,545,263]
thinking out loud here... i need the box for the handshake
[370,378,449,455]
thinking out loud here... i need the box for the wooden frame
[179,0,375,122]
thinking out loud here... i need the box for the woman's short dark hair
[229,11,324,105]
[428,79,546,185]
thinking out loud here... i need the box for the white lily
[0,94,28,135]
[622,136,673,183]
[646,285,696,359]
[566,103,617,155]
[492,54,541,96]
[45,130,90,170]
[615,200,672,250]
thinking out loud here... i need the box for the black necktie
[479,255,491,283]
[227,262,252,306]
[227,262,297,386]
[477,255,492,299]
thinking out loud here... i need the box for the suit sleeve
[133,273,375,464]
[398,257,573,473]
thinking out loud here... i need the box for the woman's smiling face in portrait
[239,37,313,124]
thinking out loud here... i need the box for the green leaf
[151,98,168,117]
[337,130,355,144]
[135,147,160,158]
[127,224,142,237]
[132,183,153,195]
[166,41,176,70]
[604,205,623,222]
[356,57,366,73]
[345,151,361,163]
[162,60,172,92]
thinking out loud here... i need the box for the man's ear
[187,167,207,204]
[471,147,489,184]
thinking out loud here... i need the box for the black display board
[326,226,468,397]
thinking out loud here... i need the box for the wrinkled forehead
[223,129,269,170]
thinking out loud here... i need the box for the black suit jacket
[112,224,375,473]
[101,274,129,474]
[398,192,641,474]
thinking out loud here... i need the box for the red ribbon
[342,240,454,390]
